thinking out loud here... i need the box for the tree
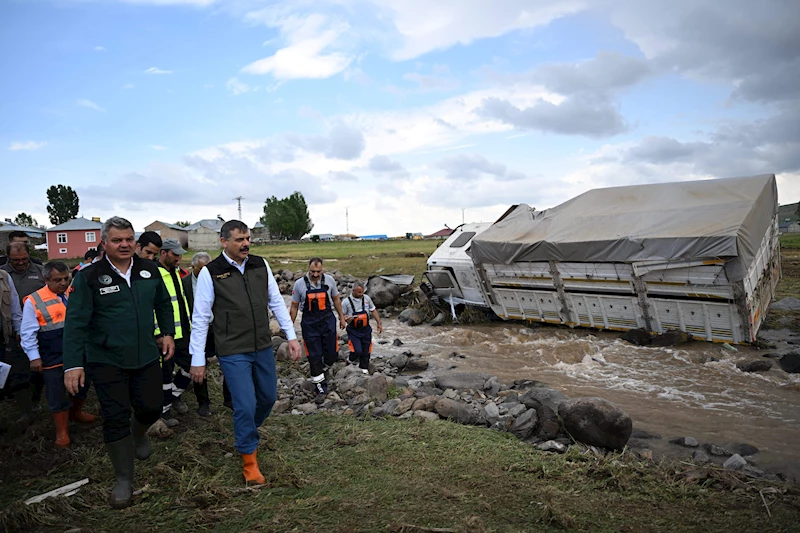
[174,220,191,227]
[46,185,80,225]
[261,191,313,240]
[14,212,38,227]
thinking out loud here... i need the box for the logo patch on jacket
[99,285,120,295]
[140,271,152,279]
[99,275,112,285]
[215,272,231,279]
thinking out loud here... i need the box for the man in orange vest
[20,261,95,448]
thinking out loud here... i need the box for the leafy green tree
[46,185,79,225]
[14,212,38,227]
[174,220,191,227]
[261,191,313,240]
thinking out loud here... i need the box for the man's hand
[190,365,206,383]
[161,336,175,360]
[377,322,383,334]
[30,359,43,373]
[64,369,85,396]
[287,339,302,361]
[339,317,347,330]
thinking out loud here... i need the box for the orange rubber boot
[69,398,97,424]
[53,410,70,448]
[241,451,266,485]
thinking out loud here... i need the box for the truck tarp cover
[469,174,778,282]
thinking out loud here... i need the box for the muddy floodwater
[370,318,800,479]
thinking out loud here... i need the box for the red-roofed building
[426,228,454,239]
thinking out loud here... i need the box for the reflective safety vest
[348,296,369,329]
[23,286,67,368]
[153,266,191,340]
[302,275,332,315]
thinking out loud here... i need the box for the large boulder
[434,398,480,425]
[509,409,538,439]
[736,360,772,373]
[651,329,692,346]
[366,374,389,401]
[621,328,652,346]
[366,276,409,308]
[524,398,562,441]
[779,352,800,373]
[399,308,426,326]
[405,358,430,372]
[558,397,632,450]
[520,387,569,412]
[435,372,491,391]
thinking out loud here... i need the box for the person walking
[289,258,346,399]
[63,217,175,509]
[188,220,301,485]
[183,251,231,411]
[20,261,95,448]
[156,239,210,422]
[342,281,382,374]
[0,268,23,403]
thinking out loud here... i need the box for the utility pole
[462,208,465,224]
[346,206,349,234]
[233,196,245,221]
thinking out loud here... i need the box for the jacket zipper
[241,270,258,352]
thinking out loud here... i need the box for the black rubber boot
[130,417,153,460]
[106,436,135,509]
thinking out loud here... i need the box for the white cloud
[94,46,106,51]
[226,77,251,95]
[241,12,352,79]
[8,141,46,151]
[403,72,461,92]
[77,99,106,112]
[144,67,172,75]
[374,0,586,60]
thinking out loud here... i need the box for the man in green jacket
[64,216,175,509]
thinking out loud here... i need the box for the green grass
[780,233,800,249]
[2,379,799,533]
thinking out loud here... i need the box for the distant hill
[779,203,800,224]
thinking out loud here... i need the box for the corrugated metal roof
[150,220,188,231]
[0,222,46,236]
[47,217,103,231]
[185,219,224,231]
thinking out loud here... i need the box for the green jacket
[63,256,174,370]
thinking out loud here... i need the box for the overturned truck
[426,174,781,344]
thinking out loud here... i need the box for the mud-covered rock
[558,397,632,450]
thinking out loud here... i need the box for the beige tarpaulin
[469,174,778,282]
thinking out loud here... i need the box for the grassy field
[2,380,799,533]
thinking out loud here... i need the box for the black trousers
[87,360,161,444]
[43,366,88,413]
[0,344,43,400]
[162,340,210,412]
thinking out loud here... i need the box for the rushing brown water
[373,319,800,479]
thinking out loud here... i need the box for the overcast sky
[2,0,798,236]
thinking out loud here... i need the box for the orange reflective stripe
[42,363,64,370]
[348,340,354,352]
[303,340,310,356]
[368,342,373,354]
[308,292,327,310]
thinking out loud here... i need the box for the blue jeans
[218,347,277,454]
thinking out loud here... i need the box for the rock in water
[723,454,748,470]
[669,436,699,448]
[430,312,446,326]
[736,360,772,372]
[651,329,692,346]
[779,352,800,374]
[435,372,490,391]
[770,297,800,311]
[620,328,652,346]
[558,397,632,450]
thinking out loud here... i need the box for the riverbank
[1,378,799,533]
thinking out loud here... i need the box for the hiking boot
[131,417,153,460]
[197,403,212,417]
[106,436,135,509]
[172,398,189,414]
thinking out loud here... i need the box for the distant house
[426,228,454,239]
[789,222,800,234]
[185,219,224,249]
[145,221,189,248]
[359,234,388,241]
[45,217,102,260]
[0,221,46,251]
[252,221,271,240]
[316,233,335,241]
